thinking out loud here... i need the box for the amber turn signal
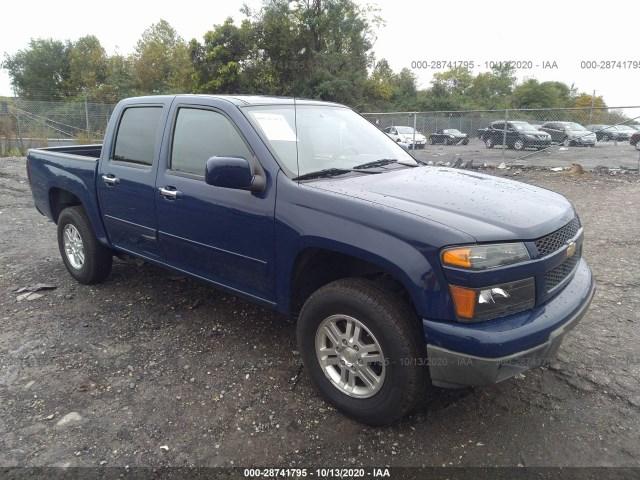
[449,285,476,319]
[442,248,472,268]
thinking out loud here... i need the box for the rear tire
[57,206,112,284]
[297,278,427,425]
[513,138,525,151]
[485,137,494,149]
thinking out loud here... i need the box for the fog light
[449,278,536,322]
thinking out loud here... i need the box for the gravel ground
[413,138,640,171]
[0,156,639,471]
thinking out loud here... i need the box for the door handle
[101,174,120,186]
[159,186,182,200]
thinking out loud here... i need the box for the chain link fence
[2,96,640,158]
[0,97,115,156]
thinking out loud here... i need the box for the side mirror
[205,157,265,192]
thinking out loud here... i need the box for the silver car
[539,122,596,147]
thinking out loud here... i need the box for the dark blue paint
[26,94,595,366]
[423,259,593,357]
[205,157,254,189]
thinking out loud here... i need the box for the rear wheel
[57,206,112,284]
[562,137,571,147]
[513,138,525,151]
[428,137,434,145]
[485,137,495,149]
[443,138,450,146]
[602,133,609,142]
[297,278,427,425]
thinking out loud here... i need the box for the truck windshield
[243,104,417,178]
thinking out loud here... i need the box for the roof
[123,94,343,107]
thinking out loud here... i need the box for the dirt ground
[414,138,640,171]
[0,155,639,472]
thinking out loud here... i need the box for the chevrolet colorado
[26,95,595,424]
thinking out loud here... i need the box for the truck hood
[313,166,574,242]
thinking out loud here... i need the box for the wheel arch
[286,245,422,318]
[47,186,110,247]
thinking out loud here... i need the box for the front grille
[535,217,581,257]
[545,246,582,291]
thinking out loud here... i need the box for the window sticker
[253,113,297,141]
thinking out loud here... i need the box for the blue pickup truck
[27,95,595,424]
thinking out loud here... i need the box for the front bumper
[424,259,595,388]
[523,138,552,148]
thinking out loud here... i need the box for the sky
[2,0,640,117]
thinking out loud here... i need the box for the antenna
[293,96,300,181]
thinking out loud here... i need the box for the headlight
[449,278,536,322]
[449,135,455,138]
[441,242,530,270]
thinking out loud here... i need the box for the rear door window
[112,107,163,166]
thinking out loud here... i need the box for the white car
[383,126,427,149]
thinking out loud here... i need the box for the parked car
[479,121,552,150]
[383,126,427,148]
[538,122,596,147]
[26,94,594,425]
[428,129,469,145]
[615,125,637,138]
[586,124,630,141]
[628,125,640,131]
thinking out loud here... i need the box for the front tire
[428,137,434,145]
[57,206,113,284]
[297,278,427,425]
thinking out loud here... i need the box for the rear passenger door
[155,101,276,302]
[98,101,170,261]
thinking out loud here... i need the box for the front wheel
[297,278,427,425]
[57,206,113,284]
[562,137,571,147]
[428,137,434,145]
[602,133,609,142]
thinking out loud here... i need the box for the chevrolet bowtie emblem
[566,241,577,258]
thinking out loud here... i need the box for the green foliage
[2,39,71,100]
[0,1,623,120]
[133,19,194,94]
[68,36,109,95]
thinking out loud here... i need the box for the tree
[190,18,255,94]
[96,54,137,103]
[68,35,109,96]
[512,79,574,109]
[2,38,71,99]
[132,20,194,94]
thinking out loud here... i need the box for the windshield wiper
[352,159,399,170]
[293,168,354,181]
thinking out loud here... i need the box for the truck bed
[35,144,102,158]
[27,144,108,244]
